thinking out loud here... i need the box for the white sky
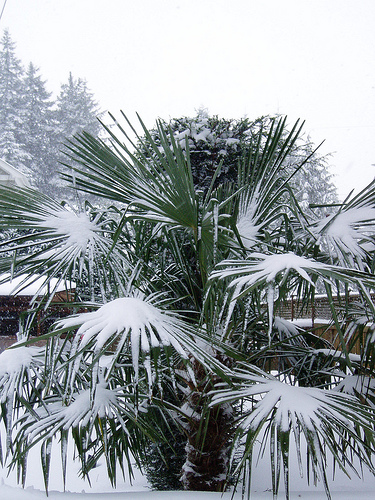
[2,0,375,200]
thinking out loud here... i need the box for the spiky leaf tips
[0,113,375,498]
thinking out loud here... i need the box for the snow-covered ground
[1,436,375,500]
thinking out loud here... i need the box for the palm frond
[211,366,375,499]
[0,186,131,303]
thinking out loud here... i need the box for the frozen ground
[1,436,375,500]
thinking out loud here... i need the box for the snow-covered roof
[290,318,332,327]
[0,274,75,296]
[0,158,30,188]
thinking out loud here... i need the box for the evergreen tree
[143,109,338,208]
[0,29,29,166]
[0,30,103,199]
[55,72,101,139]
[20,62,56,193]
[50,72,102,199]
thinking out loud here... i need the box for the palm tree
[0,114,375,499]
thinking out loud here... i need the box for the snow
[0,344,40,378]
[313,205,375,258]
[1,445,375,500]
[37,210,99,251]
[290,318,331,327]
[1,492,375,500]
[1,394,375,499]
[57,296,194,386]
[214,252,328,297]
[23,383,122,442]
[0,273,75,296]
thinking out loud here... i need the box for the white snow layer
[216,252,326,292]
[57,296,190,383]
[313,205,375,256]
[0,344,42,378]
[35,209,99,250]
[0,273,74,296]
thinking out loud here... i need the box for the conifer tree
[20,62,56,193]
[50,72,102,198]
[0,29,29,166]
[0,31,103,199]
[55,72,101,139]
[144,110,338,209]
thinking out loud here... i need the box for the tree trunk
[180,357,233,491]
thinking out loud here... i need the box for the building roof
[0,274,75,297]
[0,158,30,188]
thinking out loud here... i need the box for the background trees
[142,109,338,210]
[0,115,374,499]
[0,29,29,166]
[0,29,102,199]
[0,29,338,209]
[20,62,55,194]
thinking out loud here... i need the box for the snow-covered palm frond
[0,344,45,460]
[236,191,261,250]
[0,186,129,301]
[19,382,132,443]
[312,204,375,268]
[212,251,375,303]
[211,251,375,346]
[214,252,325,292]
[211,367,375,499]
[233,118,311,251]
[334,374,375,407]
[56,294,223,389]
[13,380,149,492]
[273,316,304,342]
[214,252,340,289]
[0,345,44,403]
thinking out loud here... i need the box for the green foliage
[140,109,338,209]
[0,113,374,498]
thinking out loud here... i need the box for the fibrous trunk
[180,358,233,491]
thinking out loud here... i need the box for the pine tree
[0,31,103,200]
[55,72,101,139]
[50,72,102,199]
[20,62,56,193]
[0,29,29,167]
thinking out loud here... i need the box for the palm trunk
[180,357,233,491]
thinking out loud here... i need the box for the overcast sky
[2,0,375,200]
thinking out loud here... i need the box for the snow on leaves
[0,345,44,403]
[212,252,327,298]
[312,205,375,267]
[211,369,366,433]
[211,367,375,498]
[22,382,123,442]
[32,207,107,262]
[57,295,197,387]
[38,210,99,252]
[236,192,260,250]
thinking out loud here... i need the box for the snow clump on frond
[0,345,44,403]
[312,205,375,266]
[21,382,129,442]
[33,208,103,259]
[236,192,260,250]
[57,295,198,387]
[212,252,327,298]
